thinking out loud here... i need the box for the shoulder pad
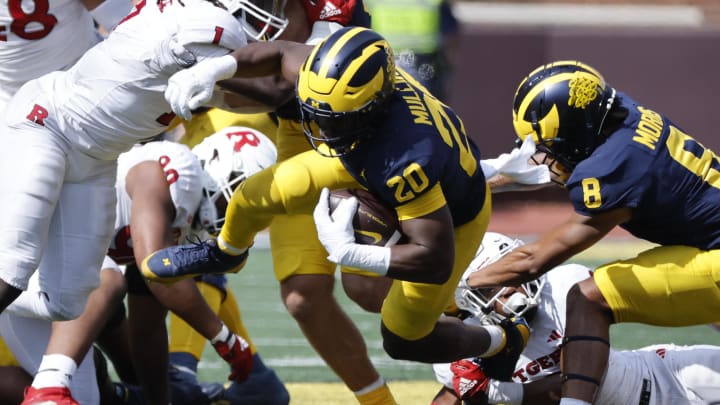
[176,2,247,50]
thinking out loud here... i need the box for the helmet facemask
[195,168,246,235]
[297,27,395,157]
[299,95,387,157]
[212,0,288,41]
[455,233,545,325]
[191,127,278,235]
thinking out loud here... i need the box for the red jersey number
[1,0,58,41]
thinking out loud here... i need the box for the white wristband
[306,21,343,45]
[90,0,132,31]
[334,243,391,276]
[212,54,239,81]
[486,379,523,405]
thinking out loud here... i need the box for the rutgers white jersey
[434,263,720,404]
[512,263,591,382]
[433,264,591,386]
[18,0,246,160]
[598,344,720,405]
[0,0,98,109]
[109,140,203,265]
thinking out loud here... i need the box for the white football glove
[313,188,357,263]
[313,188,392,275]
[164,54,238,120]
[481,136,550,185]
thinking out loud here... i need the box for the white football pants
[0,102,116,321]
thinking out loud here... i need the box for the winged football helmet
[191,126,277,235]
[455,232,545,325]
[213,0,288,41]
[512,60,616,174]
[297,27,395,157]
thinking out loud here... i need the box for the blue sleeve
[566,135,651,215]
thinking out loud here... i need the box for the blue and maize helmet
[297,26,395,157]
[512,60,616,171]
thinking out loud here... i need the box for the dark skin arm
[467,208,631,288]
[126,162,229,335]
[219,76,296,109]
[387,206,455,284]
[431,386,461,405]
[522,373,563,404]
[216,0,310,108]
[218,40,313,84]
[126,161,228,404]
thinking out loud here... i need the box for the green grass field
[195,244,720,387]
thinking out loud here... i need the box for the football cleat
[141,238,248,284]
[222,354,290,405]
[111,382,144,405]
[21,386,79,405]
[480,317,530,381]
[168,363,224,405]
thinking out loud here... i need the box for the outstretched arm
[466,208,630,288]
[220,40,313,83]
[165,41,313,120]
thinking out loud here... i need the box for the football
[329,189,403,247]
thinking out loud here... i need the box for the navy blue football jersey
[567,92,720,249]
[341,68,486,227]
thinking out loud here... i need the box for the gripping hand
[481,136,550,186]
[164,54,237,120]
[451,358,490,401]
[212,333,253,383]
[313,188,358,263]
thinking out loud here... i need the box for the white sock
[353,377,385,395]
[217,236,248,256]
[479,325,506,357]
[32,354,77,389]
[559,399,592,405]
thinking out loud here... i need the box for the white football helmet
[455,232,545,325]
[191,126,277,235]
[215,0,288,41]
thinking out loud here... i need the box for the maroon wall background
[448,25,720,202]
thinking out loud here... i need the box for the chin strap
[560,335,611,386]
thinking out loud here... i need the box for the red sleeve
[301,0,359,25]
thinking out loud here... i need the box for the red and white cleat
[21,386,79,405]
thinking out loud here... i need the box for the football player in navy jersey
[465,60,720,405]
[169,2,403,403]
[143,27,532,379]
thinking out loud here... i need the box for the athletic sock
[559,399,591,405]
[354,378,398,405]
[32,354,77,389]
[478,325,506,357]
[217,236,247,256]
